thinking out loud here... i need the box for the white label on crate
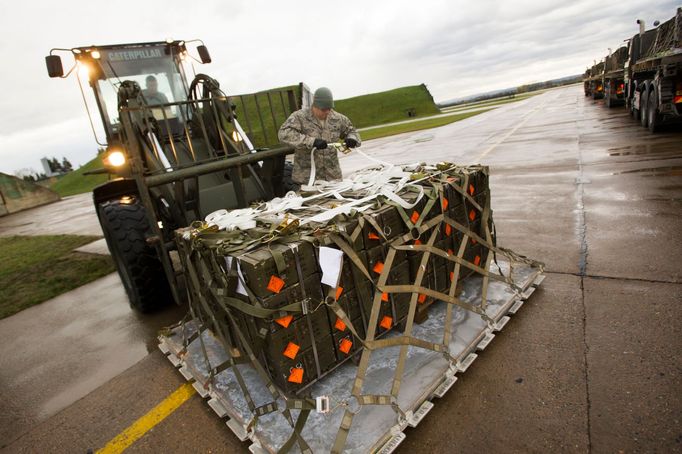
[226,256,248,296]
[319,247,344,287]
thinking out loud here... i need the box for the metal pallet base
[159,263,544,453]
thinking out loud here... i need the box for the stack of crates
[178,167,492,395]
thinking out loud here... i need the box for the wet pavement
[0,192,101,237]
[1,85,680,453]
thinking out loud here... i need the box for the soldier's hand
[344,138,358,149]
[313,139,328,149]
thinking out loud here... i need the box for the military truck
[583,61,605,99]
[626,8,682,132]
[45,41,308,311]
[602,46,628,107]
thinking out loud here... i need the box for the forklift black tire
[647,88,660,134]
[99,197,172,313]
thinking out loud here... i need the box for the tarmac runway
[0,85,680,453]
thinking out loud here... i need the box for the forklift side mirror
[197,45,211,64]
[45,55,64,78]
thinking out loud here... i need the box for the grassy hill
[50,154,109,197]
[336,84,440,128]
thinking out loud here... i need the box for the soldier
[278,87,361,186]
[141,75,169,105]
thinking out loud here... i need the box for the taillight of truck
[616,83,624,94]
[675,80,682,103]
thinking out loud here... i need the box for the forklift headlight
[106,150,127,167]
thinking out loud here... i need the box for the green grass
[361,109,493,141]
[50,154,109,197]
[336,84,440,129]
[0,235,115,319]
[441,92,538,112]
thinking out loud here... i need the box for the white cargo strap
[205,162,426,228]
[205,208,258,231]
[305,146,319,188]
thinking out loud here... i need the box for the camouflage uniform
[278,108,361,184]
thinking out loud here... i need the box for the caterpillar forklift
[45,40,308,312]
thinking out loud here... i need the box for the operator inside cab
[278,87,361,187]
[141,75,170,106]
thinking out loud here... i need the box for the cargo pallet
[159,260,544,453]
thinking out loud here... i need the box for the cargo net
[645,10,682,59]
[170,162,543,453]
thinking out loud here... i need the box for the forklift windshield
[90,45,189,138]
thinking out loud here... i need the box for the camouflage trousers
[292,148,342,184]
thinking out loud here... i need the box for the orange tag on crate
[380,316,393,330]
[471,238,477,245]
[275,315,293,328]
[414,239,422,246]
[410,211,420,224]
[418,294,427,304]
[450,271,455,281]
[368,231,380,240]
[335,286,343,300]
[468,209,476,221]
[373,261,384,274]
[334,318,347,332]
[442,197,449,211]
[474,255,481,266]
[468,183,475,195]
[283,342,300,359]
[381,292,389,302]
[445,224,452,236]
[267,275,285,293]
[339,338,353,355]
[288,367,304,384]
[447,248,454,256]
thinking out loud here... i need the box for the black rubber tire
[282,161,300,193]
[640,86,649,128]
[99,197,172,312]
[647,88,660,134]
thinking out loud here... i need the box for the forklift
[45,40,307,311]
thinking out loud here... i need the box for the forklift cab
[83,43,191,141]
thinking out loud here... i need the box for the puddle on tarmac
[611,165,682,177]
[414,134,434,143]
[608,142,681,158]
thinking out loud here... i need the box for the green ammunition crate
[362,204,407,243]
[266,334,337,394]
[237,241,319,298]
[332,316,365,359]
[336,217,365,251]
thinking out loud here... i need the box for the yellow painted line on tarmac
[97,382,196,454]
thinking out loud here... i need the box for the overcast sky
[0,0,677,174]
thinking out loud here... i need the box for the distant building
[41,157,58,177]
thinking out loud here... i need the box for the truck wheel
[640,87,649,128]
[99,197,172,312]
[647,89,660,134]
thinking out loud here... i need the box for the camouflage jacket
[278,108,361,184]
